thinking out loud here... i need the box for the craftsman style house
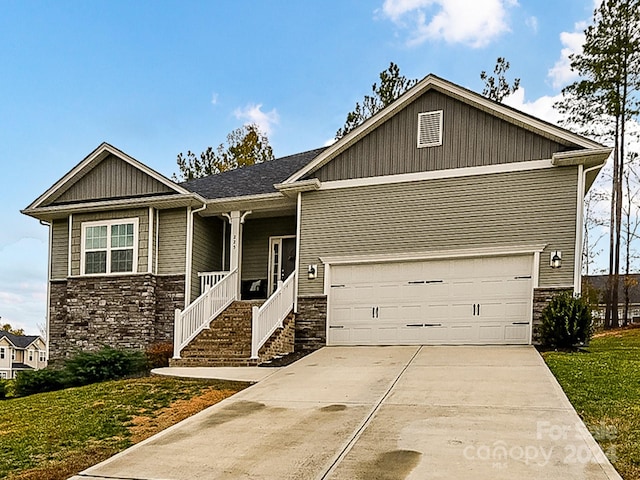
[0,331,47,379]
[23,75,611,365]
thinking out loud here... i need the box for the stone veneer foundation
[295,295,327,352]
[532,286,573,343]
[49,274,184,362]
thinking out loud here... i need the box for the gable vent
[417,110,443,148]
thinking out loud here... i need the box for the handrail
[173,268,238,359]
[251,270,296,359]
[198,271,229,294]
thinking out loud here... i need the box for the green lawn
[0,376,249,480]
[543,328,640,480]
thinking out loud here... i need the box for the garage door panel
[328,254,533,346]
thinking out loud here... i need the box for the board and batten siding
[190,215,223,300]
[157,208,187,275]
[51,218,69,280]
[70,209,149,276]
[241,216,296,280]
[312,90,567,182]
[298,166,579,296]
[49,154,174,206]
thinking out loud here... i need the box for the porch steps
[170,301,295,368]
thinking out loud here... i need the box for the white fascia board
[22,193,202,220]
[552,147,612,167]
[320,159,554,191]
[26,143,190,210]
[274,179,321,197]
[282,75,606,184]
[320,244,547,266]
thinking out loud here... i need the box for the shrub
[145,342,174,369]
[14,368,70,396]
[539,291,593,349]
[64,347,147,386]
[0,380,6,399]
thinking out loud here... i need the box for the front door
[269,236,296,295]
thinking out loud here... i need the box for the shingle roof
[0,331,40,349]
[180,147,326,200]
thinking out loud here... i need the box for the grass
[0,376,249,480]
[542,327,640,480]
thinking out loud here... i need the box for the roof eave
[552,147,612,168]
[274,179,321,197]
[21,193,205,221]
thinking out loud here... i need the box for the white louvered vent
[417,110,443,148]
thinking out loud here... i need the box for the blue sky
[0,0,599,334]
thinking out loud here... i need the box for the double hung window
[81,219,138,275]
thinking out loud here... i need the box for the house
[583,274,640,326]
[0,331,47,379]
[22,74,611,366]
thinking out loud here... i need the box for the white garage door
[328,255,533,345]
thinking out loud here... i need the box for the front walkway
[72,346,621,480]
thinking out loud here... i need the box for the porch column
[224,210,251,298]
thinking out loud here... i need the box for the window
[28,350,33,362]
[0,372,6,379]
[81,219,138,275]
[11,350,15,361]
[417,110,443,148]
[0,348,4,360]
[39,351,46,362]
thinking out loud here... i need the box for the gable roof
[283,74,607,184]
[181,148,326,200]
[24,142,192,211]
[0,331,41,349]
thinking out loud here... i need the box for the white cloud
[234,103,280,136]
[548,22,586,90]
[503,87,563,126]
[380,0,518,48]
[0,237,47,335]
[525,15,538,34]
[211,93,219,106]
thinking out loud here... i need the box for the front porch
[173,203,300,366]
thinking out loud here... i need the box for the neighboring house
[583,274,640,326]
[0,331,47,379]
[22,74,611,366]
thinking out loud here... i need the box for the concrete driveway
[70,346,621,480]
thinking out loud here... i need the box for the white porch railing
[173,269,238,359]
[198,271,229,294]
[251,270,297,359]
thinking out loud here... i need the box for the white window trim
[80,218,139,276]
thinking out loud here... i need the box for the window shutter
[417,110,443,148]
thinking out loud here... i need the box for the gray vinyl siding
[51,218,69,279]
[191,215,223,300]
[298,166,579,296]
[70,209,149,276]
[242,216,296,281]
[313,90,566,182]
[50,154,174,205]
[157,208,187,275]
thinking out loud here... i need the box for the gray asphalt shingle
[180,147,326,200]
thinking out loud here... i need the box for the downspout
[574,161,608,294]
[185,203,207,305]
[39,220,52,360]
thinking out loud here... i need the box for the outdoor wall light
[550,251,562,269]
[308,264,318,279]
